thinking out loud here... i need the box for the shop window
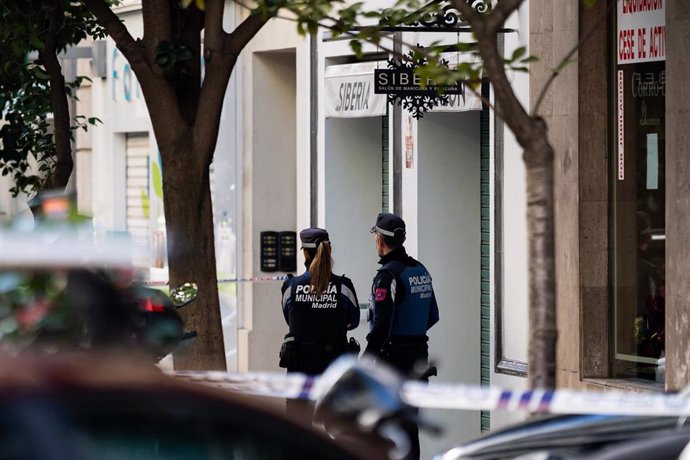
[610,7,665,381]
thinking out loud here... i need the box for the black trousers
[285,345,344,425]
[379,339,430,460]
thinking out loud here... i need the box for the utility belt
[388,334,428,344]
[380,335,428,358]
[279,335,353,369]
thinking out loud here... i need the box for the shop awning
[325,58,482,119]
[325,62,388,118]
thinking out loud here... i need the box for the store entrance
[418,110,482,443]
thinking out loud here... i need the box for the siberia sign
[324,62,387,118]
[324,57,481,120]
[333,81,371,112]
[374,68,464,96]
[373,50,477,119]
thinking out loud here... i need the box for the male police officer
[365,213,439,459]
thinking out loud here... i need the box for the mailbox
[260,231,279,272]
[260,230,297,273]
[278,231,297,272]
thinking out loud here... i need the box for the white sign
[617,0,666,65]
[325,58,483,118]
[324,62,388,118]
[429,91,482,113]
[430,53,482,113]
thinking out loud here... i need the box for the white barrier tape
[172,371,325,400]
[141,275,289,287]
[172,370,690,417]
[403,382,690,416]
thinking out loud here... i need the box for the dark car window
[76,423,293,460]
[0,388,364,460]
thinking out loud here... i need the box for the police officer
[365,213,439,459]
[280,228,360,422]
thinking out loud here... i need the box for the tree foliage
[0,1,109,197]
[279,0,558,387]
[1,0,562,384]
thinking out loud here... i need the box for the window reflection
[612,61,665,382]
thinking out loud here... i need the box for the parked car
[0,353,386,460]
[434,412,690,460]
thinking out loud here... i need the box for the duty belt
[298,341,346,353]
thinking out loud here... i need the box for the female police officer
[280,228,359,422]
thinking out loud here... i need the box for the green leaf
[29,34,44,50]
[510,46,527,62]
[350,40,362,58]
[32,67,51,80]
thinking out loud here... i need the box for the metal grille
[125,133,150,268]
[382,110,390,212]
[480,80,491,432]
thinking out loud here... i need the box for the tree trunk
[41,0,73,192]
[524,120,557,389]
[162,137,226,371]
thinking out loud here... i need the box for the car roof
[437,413,689,459]
[0,352,384,460]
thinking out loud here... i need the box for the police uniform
[280,228,360,375]
[365,213,439,460]
[365,246,439,374]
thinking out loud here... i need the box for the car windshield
[0,386,362,460]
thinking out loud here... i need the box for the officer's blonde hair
[309,241,332,295]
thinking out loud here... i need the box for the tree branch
[142,0,172,66]
[83,0,150,76]
[194,9,270,160]
[449,0,533,146]
[225,11,270,55]
[85,0,187,148]
[40,0,72,191]
[484,0,523,35]
[204,0,226,55]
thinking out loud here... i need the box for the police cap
[370,212,406,238]
[300,227,330,249]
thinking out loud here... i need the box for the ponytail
[309,241,332,295]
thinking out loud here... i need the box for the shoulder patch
[375,288,387,302]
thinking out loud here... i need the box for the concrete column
[578,0,610,380]
[530,0,581,388]
[665,0,690,391]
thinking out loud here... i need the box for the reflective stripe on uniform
[341,283,357,307]
[282,285,292,307]
[375,226,395,237]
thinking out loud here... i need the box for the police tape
[141,275,289,286]
[171,369,690,417]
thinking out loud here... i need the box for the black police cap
[300,227,330,249]
[370,213,406,238]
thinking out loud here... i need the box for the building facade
[531,0,690,393]
[53,0,538,455]
[238,3,535,456]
